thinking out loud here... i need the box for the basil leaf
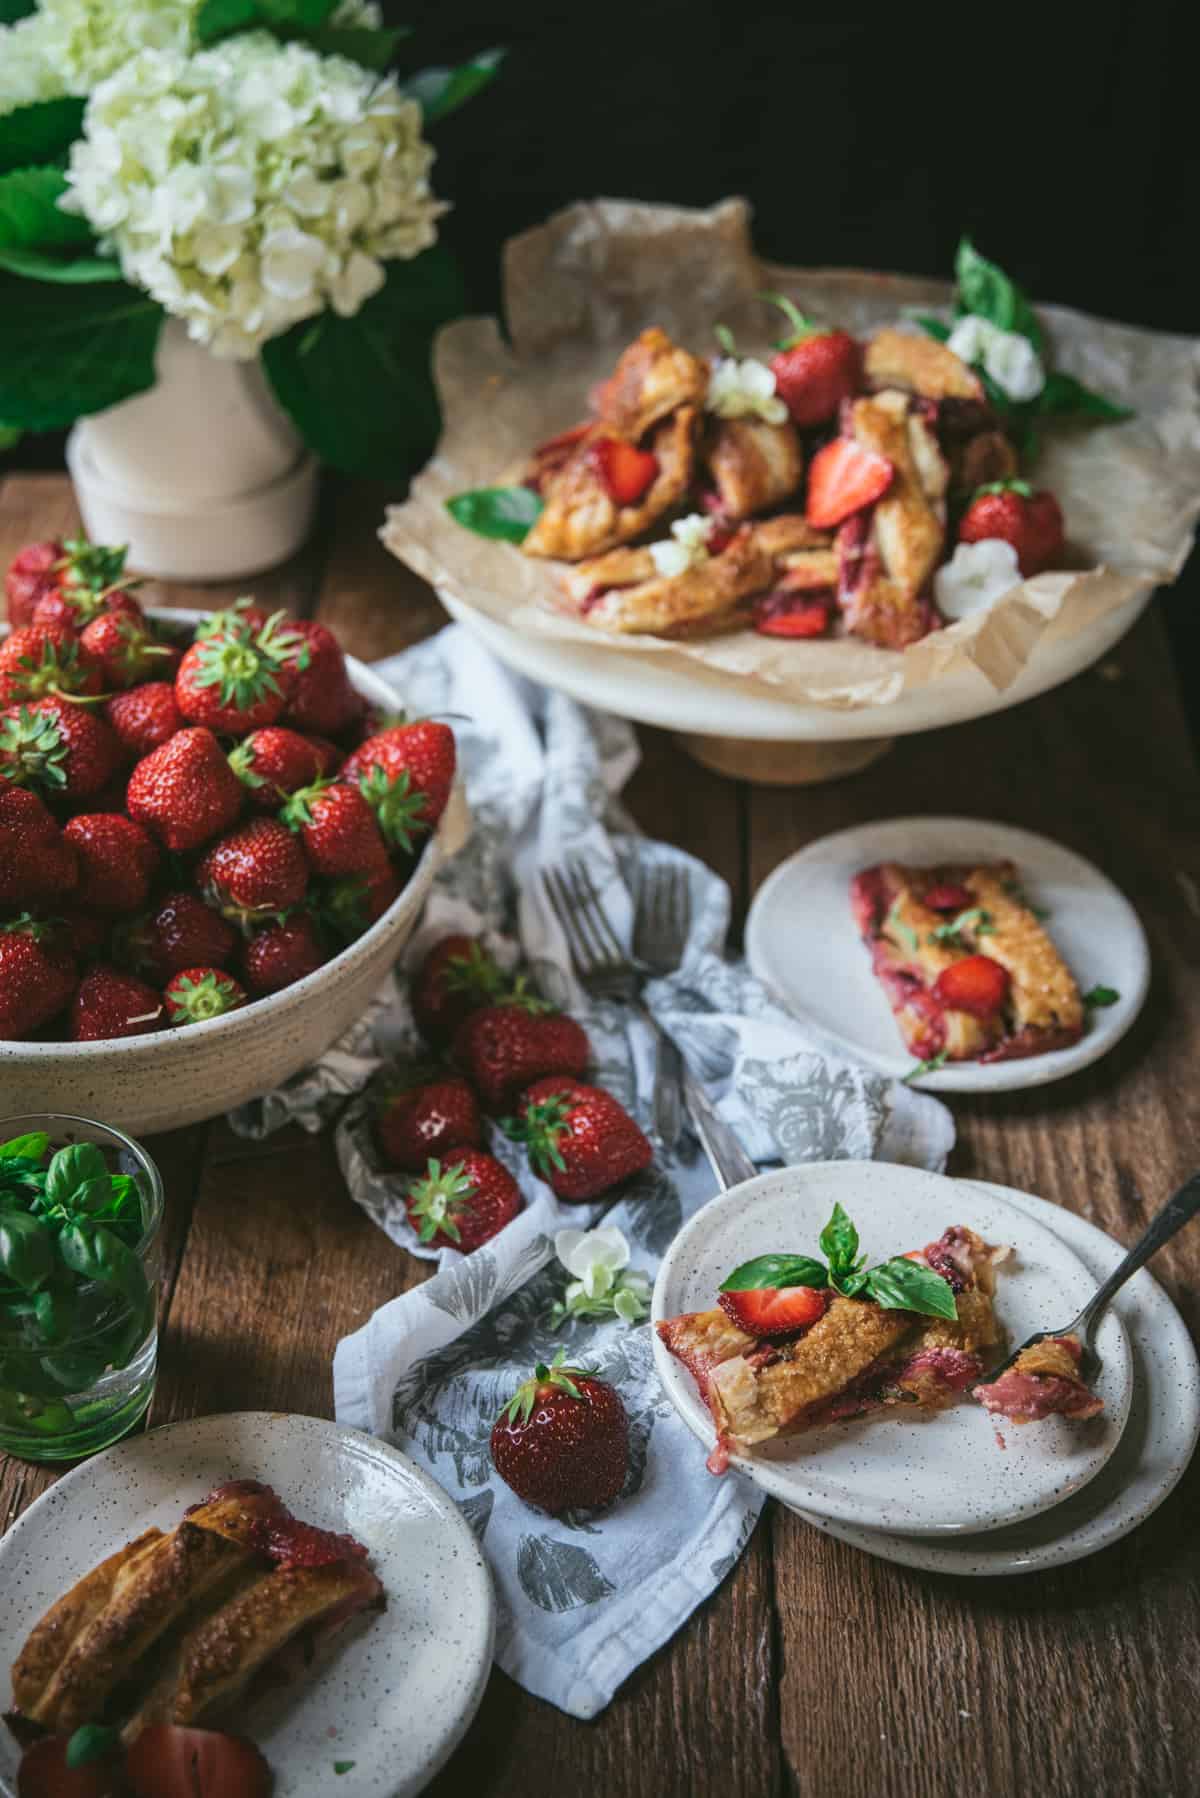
[34,1283,76,1343]
[864,1257,959,1321]
[66,1724,120,1769]
[835,1269,871,1299]
[45,1142,107,1209]
[0,1132,48,1161]
[911,313,951,343]
[0,1209,53,1290]
[929,906,994,945]
[902,1051,948,1085]
[818,1203,860,1277]
[0,97,86,174]
[1083,984,1120,1008]
[446,485,543,544]
[954,238,1042,350]
[1035,370,1134,422]
[719,1254,829,1293]
[405,48,506,126]
[58,1221,149,1317]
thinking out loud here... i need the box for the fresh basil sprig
[446,485,544,543]
[719,1203,958,1321]
[902,1051,948,1085]
[928,905,995,945]
[1083,985,1120,1008]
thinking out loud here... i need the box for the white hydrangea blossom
[649,512,716,578]
[705,354,788,425]
[0,13,68,116]
[934,538,1023,620]
[947,314,1045,402]
[62,32,445,356]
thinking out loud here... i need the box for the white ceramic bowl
[0,612,466,1135]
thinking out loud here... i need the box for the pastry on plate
[974,1334,1104,1423]
[850,858,1084,1064]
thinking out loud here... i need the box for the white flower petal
[649,539,692,579]
[946,313,1045,402]
[934,538,1023,620]
[553,1228,588,1271]
[705,355,786,424]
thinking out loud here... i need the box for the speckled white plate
[651,1162,1132,1535]
[0,1412,494,1798]
[792,1181,1200,1573]
[744,816,1150,1092]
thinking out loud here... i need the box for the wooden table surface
[2,471,1198,1798]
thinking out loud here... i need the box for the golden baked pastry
[974,1334,1103,1423]
[522,407,697,561]
[863,327,984,401]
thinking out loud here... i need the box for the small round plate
[792,1181,1200,1574]
[744,815,1149,1092]
[651,1162,1132,1536]
[0,1412,494,1798]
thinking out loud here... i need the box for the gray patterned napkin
[231,623,952,1717]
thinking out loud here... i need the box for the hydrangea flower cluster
[61,30,444,357]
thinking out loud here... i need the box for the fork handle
[632,1001,758,1189]
[1075,1170,1200,1340]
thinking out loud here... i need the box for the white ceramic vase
[67,318,320,581]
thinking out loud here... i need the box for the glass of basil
[0,1114,163,1462]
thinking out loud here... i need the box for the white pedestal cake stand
[438,587,1152,785]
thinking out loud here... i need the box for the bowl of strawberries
[1,538,466,1135]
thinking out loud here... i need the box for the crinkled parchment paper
[382,198,1200,710]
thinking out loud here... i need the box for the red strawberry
[922,882,973,912]
[412,934,507,1047]
[242,913,327,996]
[280,620,361,737]
[55,904,109,963]
[196,817,308,929]
[586,435,660,505]
[227,725,341,810]
[717,1284,830,1337]
[313,865,401,942]
[5,540,62,627]
[120,889,238,982]
[63,812,159,913]
[506,1075,652,1201]
[124,1724,273,1798]
[341,720,456,851]
[405,1149,523,1251]
[175,608,306,734]
[764,296,861,428]
[27,538,134,630]
[126,727,243,851]
[0,785,77,905]
[69,965,164,1040]
[164,965,249,1025]
[453,993,590,1109]
[280,778,389,878]
[933,953,1011,1018]
[15,1732,125,1798]
[491,1354,628,1514]
[0,697,122,800]
[376,1066,483,1171]
[957,482,1065,577]
[105,681,185,758]
[33,583,142,636]
[751,590,832,638]
[79,610,176,689]
[806,437,894,529]
[0,622,104,706]
[0,916,77,1039]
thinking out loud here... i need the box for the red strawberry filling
[806,437,894,529]
[586,436,660,505]
[922,882,973,912]
[752,590,832,638]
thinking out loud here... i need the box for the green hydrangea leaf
[405,48,505,125]
[262,243,465,477]
[0,271,163,429]
[0,166,119,283]
[0,0,38,19]
[0,98,86,174]
[0,421,21,449]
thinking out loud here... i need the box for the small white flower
[555,1225,631,1281]
[649,512,715,578]
[705,355,788,425]
[946,314,1045,402]
[934,538,1023,620]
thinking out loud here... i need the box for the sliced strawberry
[587,436,660,506]
[752,591,832,638]
[717,1285,829,1337]
[124,1725,273,1797]
[932,953,1011,1018]
[922,883,973,912]
[806,438,894,529]
[16,1734,124,1798]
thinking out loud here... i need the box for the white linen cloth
[230,624,953,1717]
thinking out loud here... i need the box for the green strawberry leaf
[446,485,543,543]
[0,97,86,174]
[404,48,505,125]
[863,1257,959,1321]
[719,1253,828,1292]
[954,237,1043,350]
[1035,370,1134,422]
[262,244,465,477]
[0,270,163,428]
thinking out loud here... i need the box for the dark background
[5,0,1195,721]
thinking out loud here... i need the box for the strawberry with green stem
[164,967,248,1025]
[405,1150,523,1252]
[80,611,177,690]
[453,988,590,1109]
[0,915,77,1039]
[281,778,390,878]
[117,889,238,983]
[957,480,1065,577]
[504,1076,652,1201]
[341,720,457,852]
[18,539,133,633]
[228,726,341,810]
[311,865,401,943]
[761,293,861,428]
[490,1349,629,1514]
[0,622,104,707]
[0,698,122,801]
[375,1065,482,1171]
[175,609,308,735]
[412,933,507,1048]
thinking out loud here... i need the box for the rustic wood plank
[308,476,446,662]
[751,607,1200,1798]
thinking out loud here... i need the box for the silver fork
[632,862,757,1191]
[983,1171,1200,1386]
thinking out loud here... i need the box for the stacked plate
[651,1162,1200,1573]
